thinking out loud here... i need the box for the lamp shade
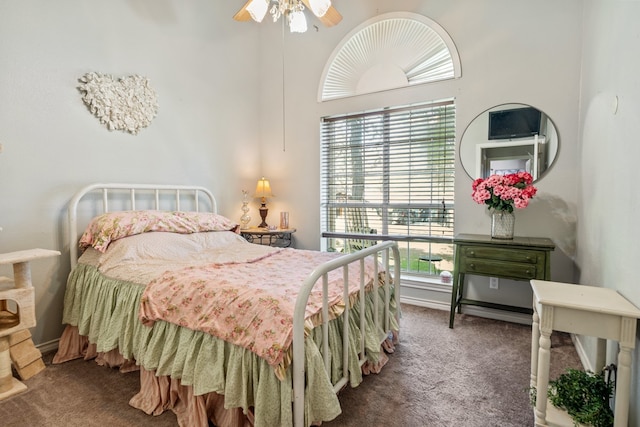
[288,10,307,33]
[254,177,273,199]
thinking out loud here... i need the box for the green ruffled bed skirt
[59,263,399,427]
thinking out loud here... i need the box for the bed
[53,183,401,427]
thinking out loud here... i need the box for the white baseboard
[400,295,532,325]
[461,305,532,325]
[400,295,450,311]
[570,334,589,371]
[37,338,59,355]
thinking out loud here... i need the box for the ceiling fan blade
[318,6,342,27]
[233,0,253,22]
[300,1,343,27]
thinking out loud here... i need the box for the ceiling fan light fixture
[288,9,307,33]
[308,0,331,17]
[234,0,342,31]
[247,0,269,23]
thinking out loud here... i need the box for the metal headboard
[68,183,217,268]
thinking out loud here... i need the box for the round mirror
[459,104,559,181]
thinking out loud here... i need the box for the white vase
[491,210,515,239]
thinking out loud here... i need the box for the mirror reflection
[460,104,559,181]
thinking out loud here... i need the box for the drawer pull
[468,251,475,256]
[469,263,475,269]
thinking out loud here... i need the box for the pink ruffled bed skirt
[53,325,253,427]
[52,325,397,427]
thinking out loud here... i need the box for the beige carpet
[0,304,582,427]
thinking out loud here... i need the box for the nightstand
[240,228,296,248]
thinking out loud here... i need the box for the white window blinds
[321,99,455,263]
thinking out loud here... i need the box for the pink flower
[471,172,537,212]
[523,186,537,198]
[471,188,491,203]
[472,178,484,191]
[513,197,529,209]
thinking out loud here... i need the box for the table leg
[457,273,465,314]
[448,272,459,328]
[530,304,540,389]
[613,316,636,427]
[613,344,632,427]
[449,247,462,329]
[534,317,552,426]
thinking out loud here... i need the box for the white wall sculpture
[78,72,159,135]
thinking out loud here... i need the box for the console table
[449,233,554,328]
[530,280,640,427]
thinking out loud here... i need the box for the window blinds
[320,99,455,249]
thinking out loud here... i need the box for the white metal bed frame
[67,183,400,427]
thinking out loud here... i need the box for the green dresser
[449,233,555,328]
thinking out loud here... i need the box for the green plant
[546,368,614,427]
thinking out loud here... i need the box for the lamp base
[258,205,269,228]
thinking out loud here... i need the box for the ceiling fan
[233,0,342,33]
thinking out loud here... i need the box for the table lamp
[254,177,273,228]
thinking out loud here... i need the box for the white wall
[0,0,584,349]
[0,1,262,345]
[11,0,636,421]
[257,0,582,310]
[579,1,640,424]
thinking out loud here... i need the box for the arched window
[318,12,461,101]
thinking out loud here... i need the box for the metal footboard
[292,241,400,427]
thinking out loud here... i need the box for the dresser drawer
[460,258,540,280]
[450,234,555,328]
[462,246,543,264]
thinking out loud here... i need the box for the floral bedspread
[138,248,380,374]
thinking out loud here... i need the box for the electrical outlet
[489,277,499,289]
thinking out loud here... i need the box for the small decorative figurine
[240,190,251,230]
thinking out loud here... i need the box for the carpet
[0,304,582,426]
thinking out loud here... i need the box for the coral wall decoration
[78,72,159,135]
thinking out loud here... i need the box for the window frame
[320,99,456,276]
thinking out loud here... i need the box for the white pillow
[97,230,247,266]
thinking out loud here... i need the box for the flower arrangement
[472,172,537,213]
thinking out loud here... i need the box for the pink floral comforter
[138,248,379,374]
